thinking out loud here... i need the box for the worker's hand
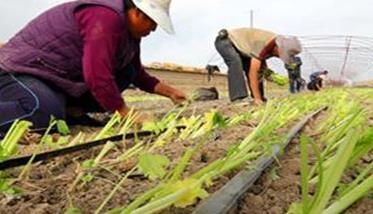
[134,111,154,125]
[117,105,153,125]
[118,105,130,118]
[169,89,187,105]
[253,99,264,106]
[154,82,187,106]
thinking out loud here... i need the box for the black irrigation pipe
[193,106,327,214]
[0,126,186,171]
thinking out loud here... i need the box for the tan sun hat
[132,0,175,34]
[275,35,302,64]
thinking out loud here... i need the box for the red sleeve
[75,6,125,112]
[131,51,160,93]
[259,39,276,60]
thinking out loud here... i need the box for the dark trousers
[287,70,305,93]
[0,70,66,133]
[214,31,264,101]
[288,75,301,94]
[307,78,323,91]
[0,65,135,134]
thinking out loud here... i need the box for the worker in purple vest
[0,0,186,134]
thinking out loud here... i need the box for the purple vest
[0,0,139,97]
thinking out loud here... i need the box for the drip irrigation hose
[193,106,327,214]
[0,126,186,170]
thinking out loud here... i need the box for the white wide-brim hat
[133,0,175,34]
[275,35,302,64]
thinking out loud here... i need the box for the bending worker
[215,28,302,105]
[0,0,186,134]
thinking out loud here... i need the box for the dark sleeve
[295,57,302,66]
[131,50,160,93]
[75,6,126,112]
[310,72,318,80]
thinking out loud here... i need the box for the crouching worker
[215,28,302,105]
[285,56,305,93]
[307,70,328,91]
[0,0,186,134]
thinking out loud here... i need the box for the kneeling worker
[308,70,328,91]
[0,0,186,135]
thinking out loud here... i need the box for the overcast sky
[1,0,372,79]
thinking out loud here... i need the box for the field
[0,69,372,214]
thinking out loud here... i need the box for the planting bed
[237,90,373,214]
[0,84,372,214]
[0,100,260,213]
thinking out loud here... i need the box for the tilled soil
[1,88,371,214]
[0,101,259,214]
[237,100,373,214]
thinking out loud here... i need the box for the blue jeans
[215,30,265,101]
